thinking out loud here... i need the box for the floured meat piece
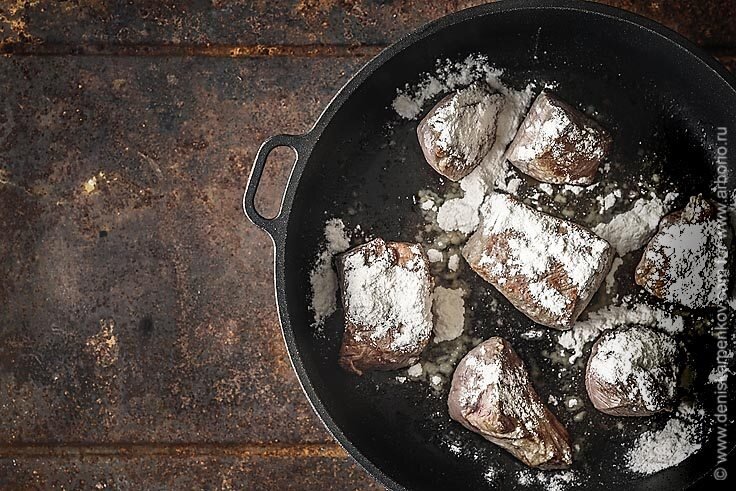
[636,195,732,309]
[505,91,611,185]
[586,326,682,416]
[448,337,572,469]
[463,193,614,329]
[417,82,505,181]
[337,238,433,375]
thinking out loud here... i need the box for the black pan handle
[243,134,304,238]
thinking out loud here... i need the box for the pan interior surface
[280,4,735,490]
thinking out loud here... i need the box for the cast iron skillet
[243,1,736,489]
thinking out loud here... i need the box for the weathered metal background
[0,1,733,489]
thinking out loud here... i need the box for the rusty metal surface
[0,0,734,489]
[0,55,366,446]
[0,454,381,490]
[1,1,736,53]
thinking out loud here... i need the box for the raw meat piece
[635,195,732,309]
[505,91,611,185]
[337,238,433,375]
[463,193,614,329]
[586,326,682,416]
[448,337,573,469]
[417,83,505,181]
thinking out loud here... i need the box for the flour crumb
[597,188,621,212]
[562,184,586,195]
[407,363,423,377]
[436,178,486,234]
[427,248,443,263]
[593,195,675,256]
[539,182,554,195]
[505,177,523,195]
[605,256,624,293]
[448,254,460,271]
[521,329,544,340]
[309,219,351,328]
[432,286,465,343]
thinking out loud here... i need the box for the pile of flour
[309,219,351,327]
[626,403,707,475]
[393,54,506,120]
[593,193,678,256]
[432,286,465,343]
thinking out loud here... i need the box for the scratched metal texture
[0,1,733,489]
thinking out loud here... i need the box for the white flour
[427,248,443,262]
[394,55,533,235]
[342,240,433,352]
[517,470,578,491]
[392,54,505,120]
[479,194,608,289]
[605,256,623,294]
[455,344,503,409]
[557,302,685,364]
[432,286,465,343]
[509,101,567,162]
[626,403,705,475]
[407,362,423,377]
[504,90,608,185]
[447,254,460,271]
[563,184,587,195]
[436,80,533,234]
[597,188,621,212]
[539,182,554,195]
[521,329,544,340]
[436,177,486,234]
[592,194,677,256]
[455,340,548,430]
[309,218,351,327]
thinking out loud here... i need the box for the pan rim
[271,1,736,489]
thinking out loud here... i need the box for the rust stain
[0,42,384,57]
[85,319,119,369]
[0,442,348,459]
[0,0,41,48]
[294,0,341,18]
